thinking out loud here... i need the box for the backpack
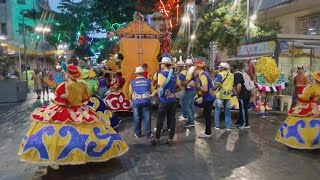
[235,70,255,91]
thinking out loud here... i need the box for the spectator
[233,63,251,128]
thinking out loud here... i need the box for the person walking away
[233,63,252,129]
[180,59,197,127]
[41,68,49,99]
[98,71,109,98]
[293,66,308,106]
[192,61,215,137]
[31,69,42,99]
[176,60,187,122]
[129,67,154,142]
[151,57,181,146]
[214,62,234,130]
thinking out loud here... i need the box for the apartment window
[17,0,25,4]
[18,23,23,35]
[298,14,320,35]
[0,0,6,4]
[0,23,7,35]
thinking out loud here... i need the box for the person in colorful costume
[253,57,288,117]
[293,66,308,106]
[275,72,320,149]
[129,67,154,141]
[82,69,98,96]
[18,64,128,166]
[103,61,132,112]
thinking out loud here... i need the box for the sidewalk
[0,93,319,180]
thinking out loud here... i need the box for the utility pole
[21,10,28,88]
[246,0,250,39]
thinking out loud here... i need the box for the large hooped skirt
[18,121,129,165]
[275,116,320,150]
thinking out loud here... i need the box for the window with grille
[0,0,6,4]
[17,0,25,4]
[0,23,7,35]
[298,14,320,35]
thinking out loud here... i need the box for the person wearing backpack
[233,63,253,128]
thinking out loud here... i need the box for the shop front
[223,34,320,96]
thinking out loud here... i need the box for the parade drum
[43,77,57,88]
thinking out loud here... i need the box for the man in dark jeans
[233,63,251,128]
[151,57,181,146]
[193,61,215,138]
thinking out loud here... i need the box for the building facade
[0,0,54,73]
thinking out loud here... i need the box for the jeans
[182,91,196,124]
[214,99,232,129]
[99,87,108,98]
[156,102,177,140]
[203,101,214,135]
[235,98,250,126]
[133,102,151,138]
[180,95,188,118]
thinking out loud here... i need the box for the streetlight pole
[20,11,28,87]
[246,0,250,39]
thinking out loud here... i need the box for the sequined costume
[18,65,128,165]
[275,72,320,149]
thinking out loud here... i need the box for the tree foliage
[193,0,280,57]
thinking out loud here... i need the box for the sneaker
[151,139,160,146]
[147,133,154,138]
[198,131,211,138]
[214,127,221,130]
[178,115,184,119]
[233,123,242,127]
[134,134,141,138]
[49,164,59,170]
[239,125,250,129]
[166,139,174,146]
[184,122,195,128]
[179,117,187,121]
[37,96,40,99]
[226,128,232,131]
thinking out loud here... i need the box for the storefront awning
[222,54,274,62]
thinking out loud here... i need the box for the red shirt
[143,72,149,78]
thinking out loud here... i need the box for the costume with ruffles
[18,81,128,165]
[275,84,320,149]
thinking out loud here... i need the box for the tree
[193,0,280,57]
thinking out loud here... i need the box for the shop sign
[237,41,276,56]
[280,41,289,54]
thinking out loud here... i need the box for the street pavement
[0,93,319,180]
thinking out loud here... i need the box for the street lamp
[190,34,196,41]
[35,26,51,69]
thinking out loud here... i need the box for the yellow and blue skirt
[18,121,129,165]
[275,116,320,150]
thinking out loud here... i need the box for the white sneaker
[50,164,59,170]
[178,115,184,119]
[198,131,211,138]
[214,127,221,130]
[179,117,187,122]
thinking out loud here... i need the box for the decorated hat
[176,60,185,67]
[311,72,320,82]
[194,61,206,69]
[135,66,144,74]
[82,69,89,79]
[67,64,81,80]
[185,59,193,65]
[297,66,304,70]
[159,57,173,64]
[88,70,96,78]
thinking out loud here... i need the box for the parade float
[103,12,161,112]
[253,57,288,116]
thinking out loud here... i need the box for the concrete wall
[0,79,27,103]
[257,0,320,34]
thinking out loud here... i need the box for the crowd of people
[19,55,320,169]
